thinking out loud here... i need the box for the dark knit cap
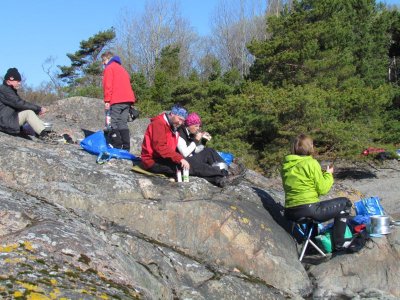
[4,68,22,81]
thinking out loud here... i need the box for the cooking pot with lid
[367,215,391,235]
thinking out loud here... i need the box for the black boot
[38,130,59,144]
[109,129,123,149]
[120,129,131,151]
[38,130,48,138]
[228,162,246,176]
[217,173,244,188]
[332,213,349,251]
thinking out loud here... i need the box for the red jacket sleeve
[151,120,183,163]
[103,67,113,102]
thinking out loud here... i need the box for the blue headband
[170,105,188,119]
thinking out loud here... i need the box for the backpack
[315,225,353,253]
[315,223,370,254]
[345,230,370,253]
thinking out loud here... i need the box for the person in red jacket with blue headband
[141,104,190,176]
[101,51,135,151]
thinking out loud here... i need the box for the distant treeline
[24,0,400,174]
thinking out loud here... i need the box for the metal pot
[43,122,53,132]
[368,215,391,235]
[212,162,229,171]
[391,220,400,226]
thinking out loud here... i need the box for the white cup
[176,169,182,182]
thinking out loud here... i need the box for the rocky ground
[0,96,399,299]
[334,159,400,218]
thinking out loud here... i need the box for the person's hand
[39,107,48,116]
[326,164,334,174]
[180,159,190,170]
[104,102,110,110]
[194,132,203,142]
[202,132,212,141]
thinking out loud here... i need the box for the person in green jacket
[281,133,352,251]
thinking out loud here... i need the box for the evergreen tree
[388,9,400,84]
[58,28,116,97]
[385,10,400,143]
[151,45,181,108]
[248,0,391,89]
[240,0,399,170]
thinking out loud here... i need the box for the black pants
[187,148,226,185]
[285,197,352,250]
[191,148,224,165]
[109,103,131,150]
[147,149,227,185]
[147,158,177,176]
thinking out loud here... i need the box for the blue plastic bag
[80,131,108,155]
[80,131,137,163]
[95,148,138,164]
[350,215,371,225]
[217,151,234,166]
[354,196,385,217]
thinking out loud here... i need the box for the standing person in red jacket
[101,51,136,151]
[141,104,190,176]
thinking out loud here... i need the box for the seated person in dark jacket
[177,112,243,188]
[0,68,50,139]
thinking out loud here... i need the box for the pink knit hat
[185,113,202,126]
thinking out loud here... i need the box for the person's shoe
[38,130,60,145]
[217,176,228,188]
[109,130,123,149]
[221,169,229,177]
[218,173,244,188]
[228,174,244,186]
[120,129,131,152]
[228,161,246,177]
[62,134,74,144]
[17,130,32,140]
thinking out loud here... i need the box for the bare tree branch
[115,0,198,82]
[210,0,267,77]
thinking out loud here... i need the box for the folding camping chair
[294,217,326,261]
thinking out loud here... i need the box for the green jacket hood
[281,154,333,208]
[282,155,313,171]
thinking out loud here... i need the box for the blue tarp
[80,131,138,164]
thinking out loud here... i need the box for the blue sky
[1,0,399,88]
[0,0,217,87]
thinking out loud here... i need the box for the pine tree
[242,0,399,168]
[58,28,116,96]
[151,45,181,108]
[248,0,391,89]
